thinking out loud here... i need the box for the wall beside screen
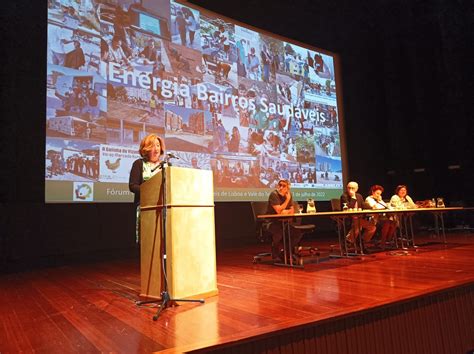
[46,0,345,202]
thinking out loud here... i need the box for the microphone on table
[375,199,389,209]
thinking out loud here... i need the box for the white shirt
[186,16,198,32]
[366,196,389,210]
[143,161,161,181]
[390,194,416,209]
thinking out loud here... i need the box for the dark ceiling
[186,0,473,201]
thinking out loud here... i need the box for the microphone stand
[137,156,205,321]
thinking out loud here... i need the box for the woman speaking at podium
[129,134,165,242]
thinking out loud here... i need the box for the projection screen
[46,0,345,202]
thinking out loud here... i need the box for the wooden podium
[139,166,218,300]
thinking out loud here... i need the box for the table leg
[281,220,287,265]
[409,214,416,247]
[439,212,447,243]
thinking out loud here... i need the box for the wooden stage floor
[1,233,474,353]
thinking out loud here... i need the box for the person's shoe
[288,253,301,265]
[273,256,284,264]
[272,249,285,263]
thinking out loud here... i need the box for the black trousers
[268,221,303,258]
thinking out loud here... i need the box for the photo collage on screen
[46,0,342,202]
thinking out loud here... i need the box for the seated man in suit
[340,181,376,245]
[267,179,303,262]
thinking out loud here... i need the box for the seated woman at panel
[390,185,417,209]
[129,134,165,242]
[365,185,397,249]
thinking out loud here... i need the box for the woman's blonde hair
[139,134,165,161]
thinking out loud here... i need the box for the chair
[330,198,347,256]
[250,201,273,263]
[330,198,343,236]
[330,198,341,212]
[330,199,373,255]
[251,201,317,265]
[289,202,318,266]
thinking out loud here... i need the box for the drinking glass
[298,204,304,214]
[437,198,445,208]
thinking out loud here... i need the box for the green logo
[75,183,93,200]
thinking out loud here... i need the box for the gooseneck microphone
[151,164,162,173]
[374,198,389,209]
[166,152,180,160]
[151,153,180,173]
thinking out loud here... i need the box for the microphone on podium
[166,152,180,160]
[151,164,162,173]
